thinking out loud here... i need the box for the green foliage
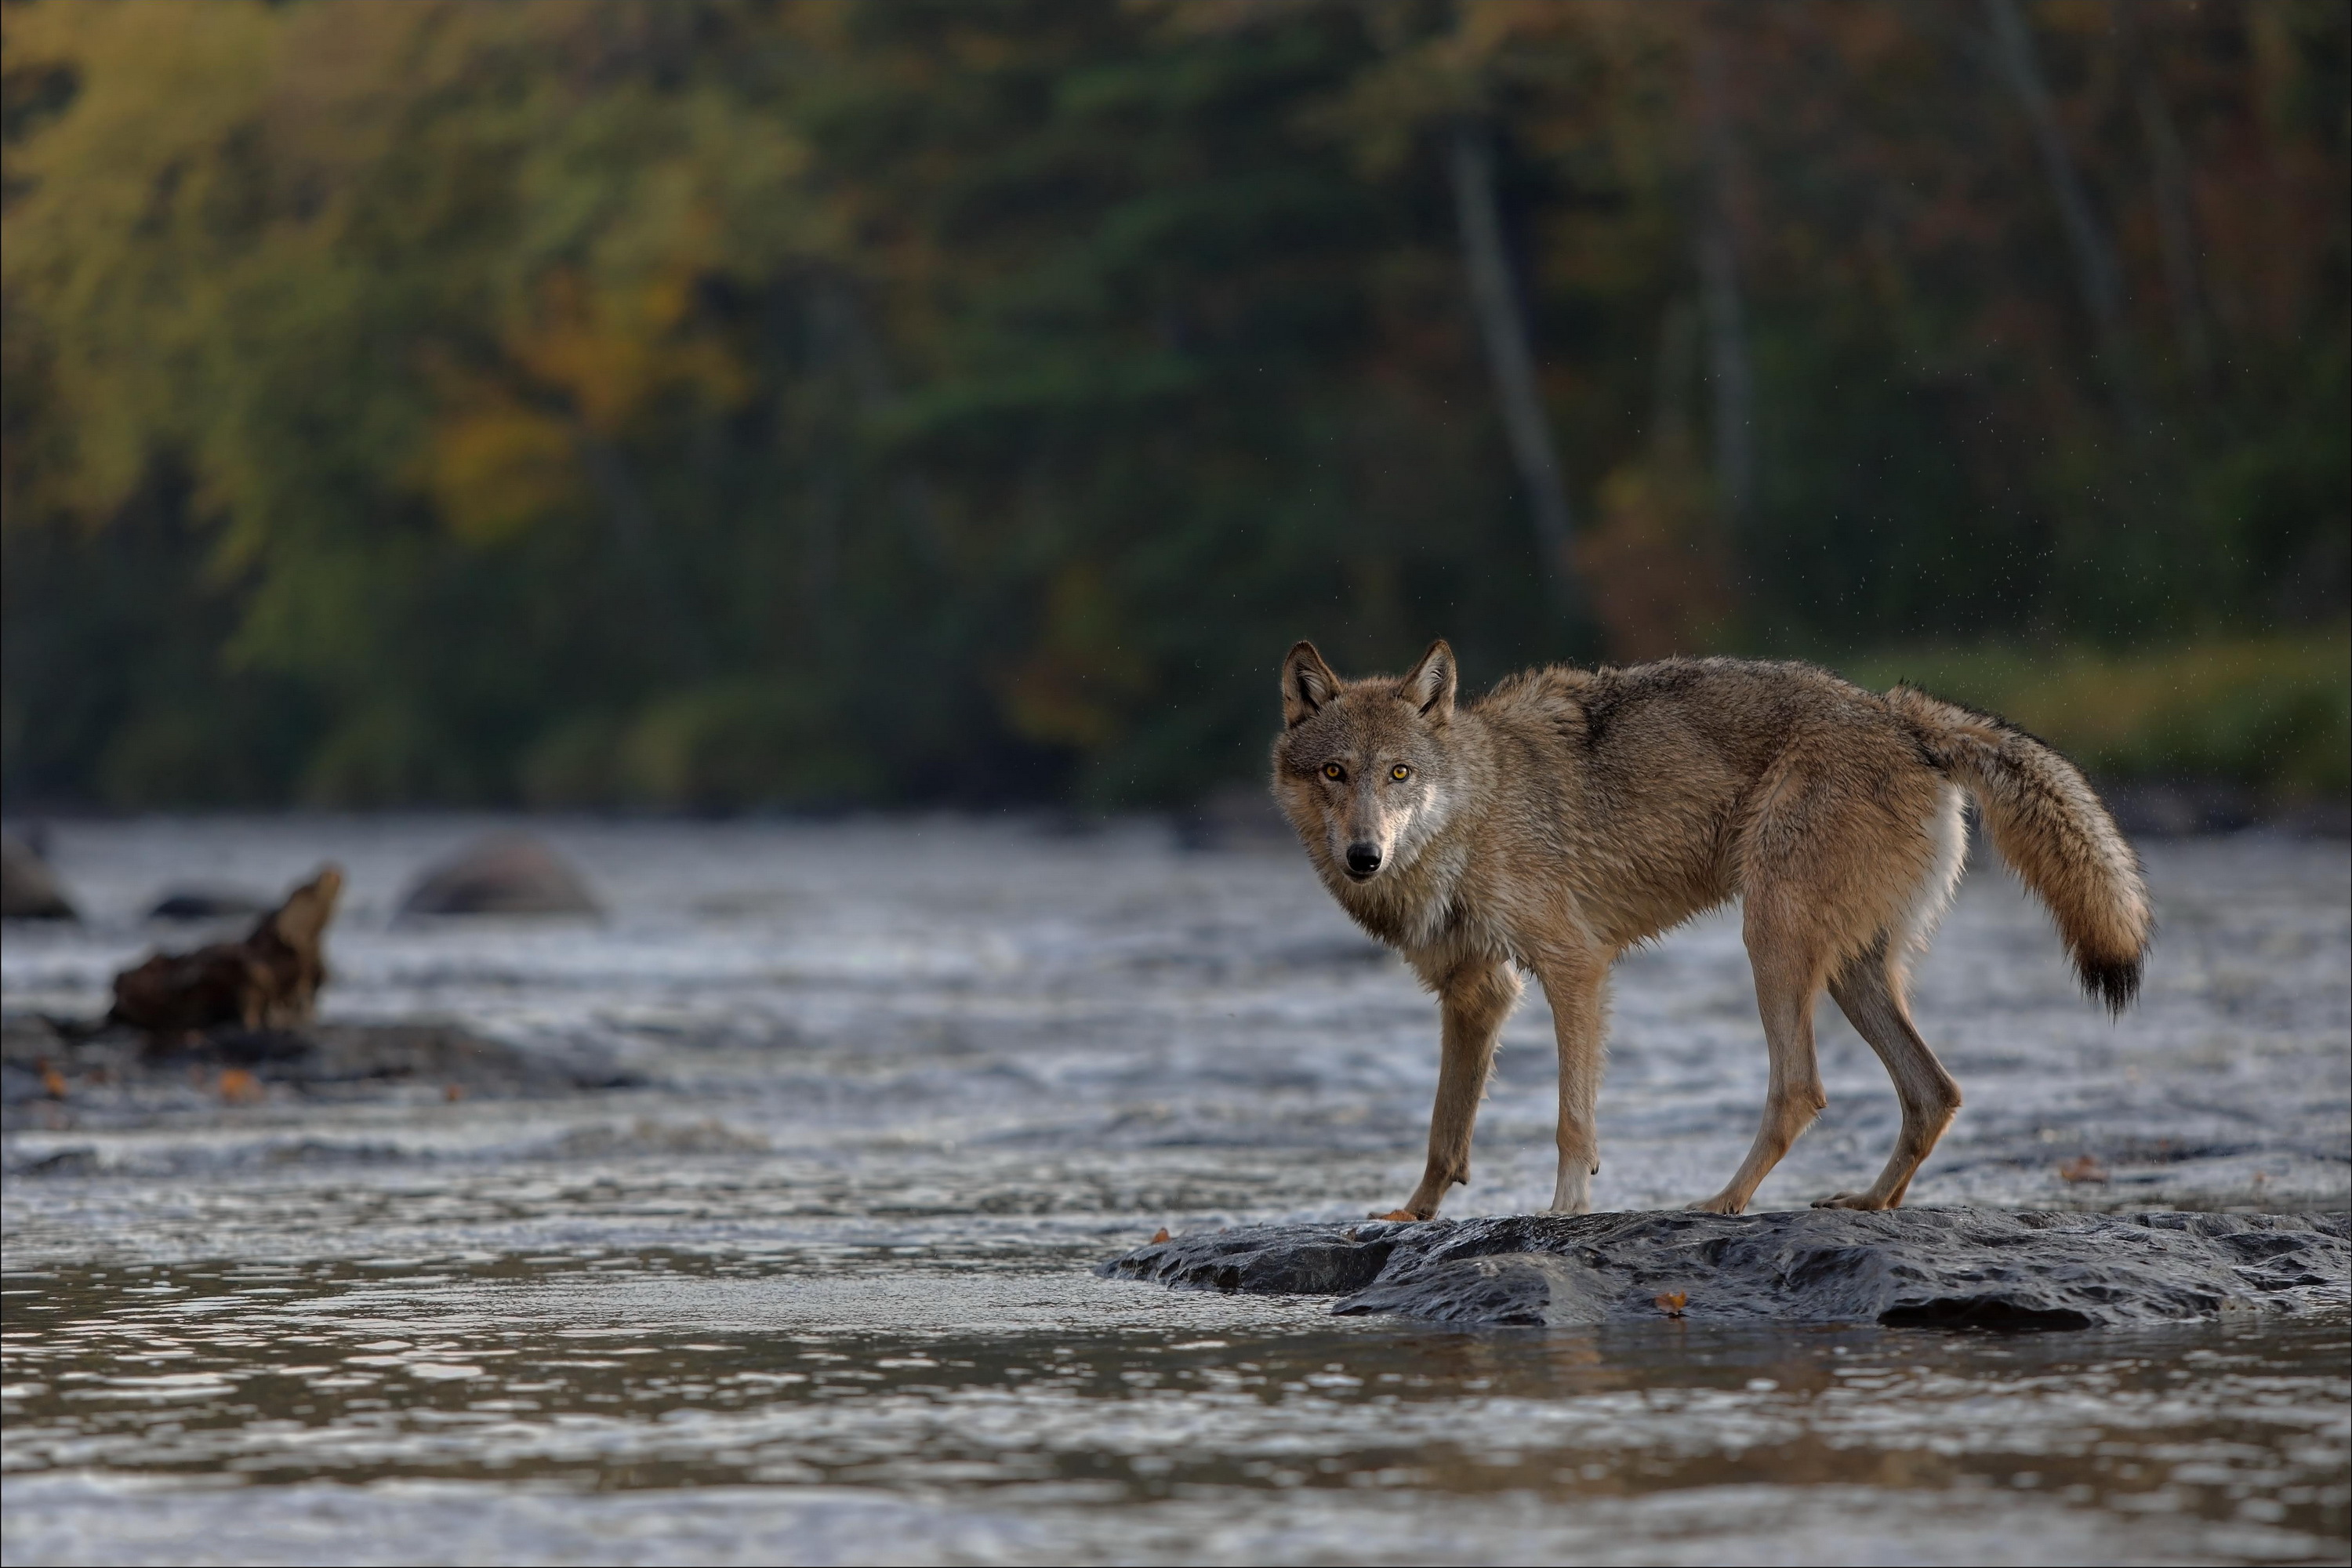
[1845,632,2352,798]
[2,1,2345,811]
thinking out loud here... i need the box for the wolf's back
[1886,686,2151,1011]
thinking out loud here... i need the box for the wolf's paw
[1370,1208,1426,1222]
[1684,1194,1747,1215]
[1811,1191,1890,1210]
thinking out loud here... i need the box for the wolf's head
[1271,639,1461,885]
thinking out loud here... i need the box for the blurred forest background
[2,0,2345,814]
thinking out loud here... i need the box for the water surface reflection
[5,1252,2346,1564]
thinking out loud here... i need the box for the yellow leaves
[2,2,279,231]
[1653,1291,1687,1317]
[6,0,793,548]
[427,401,581,547]
[424,264,750,546]
[2,2,285,517]
[503,267,747,437]
[510,271,659,438]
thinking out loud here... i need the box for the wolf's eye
[1391,764,1412,781]
[1321,762,1345,782]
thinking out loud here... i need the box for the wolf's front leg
[1392,958,1522,1219]
[1534,946,1610,1216]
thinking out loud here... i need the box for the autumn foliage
[2,2,2343,809]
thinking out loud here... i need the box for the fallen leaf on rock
[218,1068,263,1105]
[2056,1156,2107,1184]
[445,1083,466,1103]
[41,1065,67,1098]
[1151,1228,1170,1244]
[1654,1291,1687,1318]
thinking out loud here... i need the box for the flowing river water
[2,815,2347,1565]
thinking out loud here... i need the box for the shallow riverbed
[3,816,2347,1565]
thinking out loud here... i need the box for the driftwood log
[111,866,344,1038]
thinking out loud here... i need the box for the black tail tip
[2080,957,2142,1016]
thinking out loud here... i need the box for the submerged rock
[396,834,601,917]
[1100,1208,2350,1330]
[2,833,77,920]
[2,1013,640,1131]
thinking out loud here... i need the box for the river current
[2,816,2346,1565]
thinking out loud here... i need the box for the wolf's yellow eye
[1391,764,1412,781]
[1322,762,1345,781]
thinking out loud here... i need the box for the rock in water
[395,833,601,917]
[1099,1209,2350,1330]
[3,1014,641,1131]
[2,833,76,920]
[147,887,270,920]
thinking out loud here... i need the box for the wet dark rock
[1109,1224,1403,1295]
[2,833,77,920]
[16,1147,98,1177]
[147,887,270,920]
[1100,1209,2350,1330]
[2,1013,640,1131]
[397,834,601,917]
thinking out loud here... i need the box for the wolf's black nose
[1345,843,1382,877]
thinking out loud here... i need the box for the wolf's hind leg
[1814,941,1960,1210]
[1395,958,1522,1219]
[1690,899,1829,1215]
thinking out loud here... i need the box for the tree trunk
[1448,120,1578,615]
[2113,0,2212,394]
[1981,0,2143,430]
[1694,24,1756,532]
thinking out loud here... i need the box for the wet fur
[1272,641,2151,1218]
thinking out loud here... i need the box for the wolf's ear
[1282,641,1341,728]
[1398,639,1456,722]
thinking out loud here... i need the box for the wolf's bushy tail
[1887,686,2151,1013]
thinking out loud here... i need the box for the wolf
[1271,640,2149,1218]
